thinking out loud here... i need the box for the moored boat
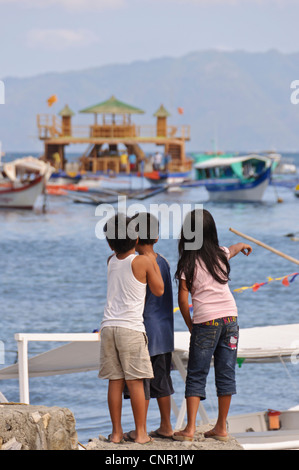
[265,151,297,175]
[194,154,272,202]
[66,184,167,205]
[0,157,54,209]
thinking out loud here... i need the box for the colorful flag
[234,272,299,293]
[47,95,58,107]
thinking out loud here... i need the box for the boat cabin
[194,154,272,181]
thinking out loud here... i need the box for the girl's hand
[228,242,252,258]
[241,244,252,256]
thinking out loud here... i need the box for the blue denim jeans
[185,317,239,400]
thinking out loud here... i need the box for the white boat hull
[227,409,299,450]
[0,176,45,209]
[235,431,299,450]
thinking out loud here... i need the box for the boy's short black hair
[104,213,137,254]
[131,212,159,245]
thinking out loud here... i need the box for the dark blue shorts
[185,317,239,400]
[123,352,174,400]
[144,352,174,399]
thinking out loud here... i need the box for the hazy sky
[1,0,299,78]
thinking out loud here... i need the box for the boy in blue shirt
[124,212,174,440]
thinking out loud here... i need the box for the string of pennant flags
[233,272,299,293]
[173,273,299,314]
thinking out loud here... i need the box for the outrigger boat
[0,157,54,209]
[66,185,168,205]
[194,154,272,202]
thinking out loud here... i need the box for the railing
[37,114,62,138]
[37,115,190,140]
[12,333,100,404]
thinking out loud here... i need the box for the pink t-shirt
[182,247,237,324]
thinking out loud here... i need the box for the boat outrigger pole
[229,227,299,266]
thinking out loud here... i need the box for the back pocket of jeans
[194,326,217,349]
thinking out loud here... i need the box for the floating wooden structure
[37,95,191,174]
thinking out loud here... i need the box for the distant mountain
[1,49,299,153]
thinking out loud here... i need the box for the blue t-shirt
[143,253,174,356]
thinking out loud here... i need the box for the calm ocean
[1,152,299,443]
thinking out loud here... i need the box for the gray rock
[0,404,78,450]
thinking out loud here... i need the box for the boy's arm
[145,254,164,296]
[132,255,164,296]
[228,242,252,259]
[178,279,193,333]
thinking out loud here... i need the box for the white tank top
[101,254,147,332]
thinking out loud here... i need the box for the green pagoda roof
[153,104,171,118]
[79,95,145,115]
[58,104,75,117]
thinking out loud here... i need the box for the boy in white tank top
[99,214,164,444]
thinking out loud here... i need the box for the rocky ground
[84,424,243,451]
[0,404,78,450]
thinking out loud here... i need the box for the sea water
[0,153,299,443]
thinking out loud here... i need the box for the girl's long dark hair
[175,209,230,292]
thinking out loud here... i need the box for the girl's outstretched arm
[228,242,252,259]
[178,279,193,333]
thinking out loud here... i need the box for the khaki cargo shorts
[99,326,154,381]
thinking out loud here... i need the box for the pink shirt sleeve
[222,246,230,258]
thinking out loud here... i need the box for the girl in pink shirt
[173,209,252,442]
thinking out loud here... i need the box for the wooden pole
[229,227,299,266]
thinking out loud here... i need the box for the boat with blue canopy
[194,154,272,202]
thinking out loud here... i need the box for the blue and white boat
[194,154,272,202]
